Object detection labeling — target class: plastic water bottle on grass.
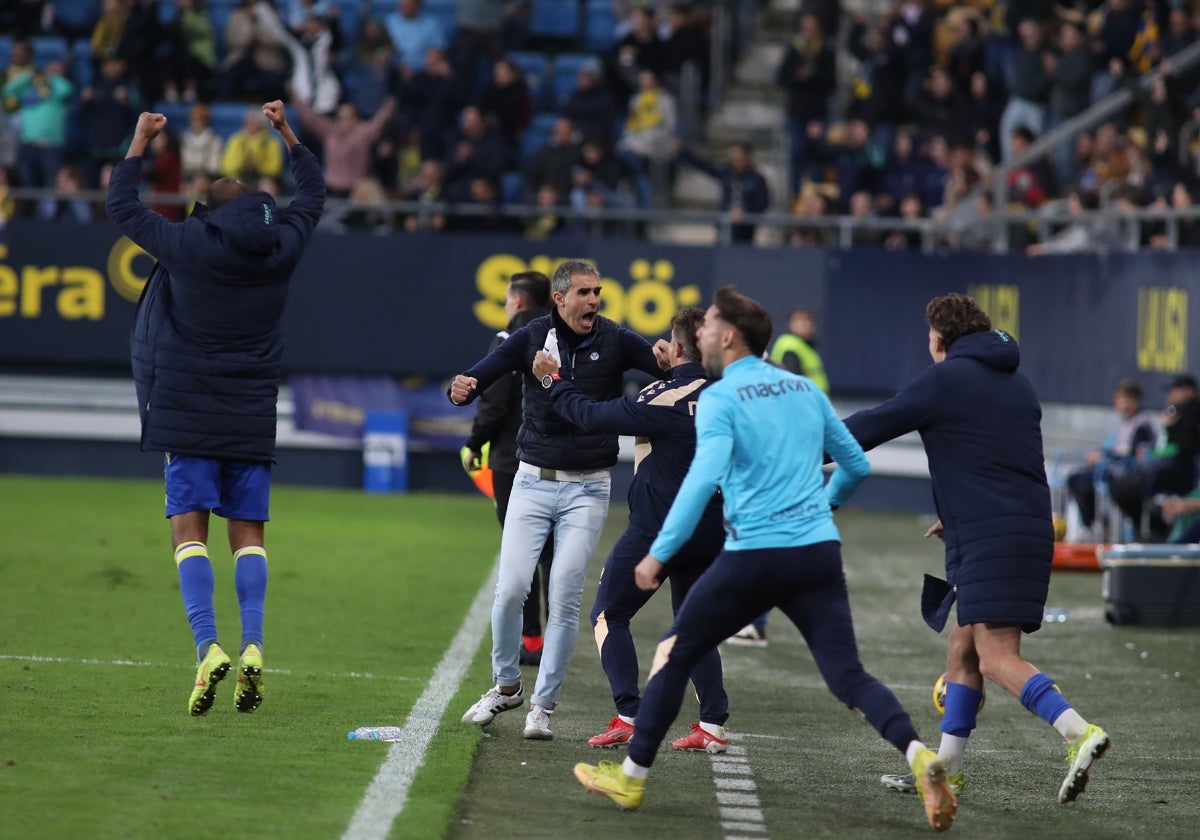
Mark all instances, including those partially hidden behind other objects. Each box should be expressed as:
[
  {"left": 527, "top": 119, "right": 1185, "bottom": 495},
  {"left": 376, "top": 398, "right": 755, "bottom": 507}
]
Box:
[{"left": 348, "top": 726, "right": 404, "bottom": 741}]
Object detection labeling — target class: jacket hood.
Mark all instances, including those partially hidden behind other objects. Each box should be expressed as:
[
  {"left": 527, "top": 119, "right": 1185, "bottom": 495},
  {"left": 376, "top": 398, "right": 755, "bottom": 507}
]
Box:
[
  {"left": 205, "top": 192, "right": 281, "bottom": 256},
  {"left": 946, "top": 329, "right": 1020, "bottom": 373}
]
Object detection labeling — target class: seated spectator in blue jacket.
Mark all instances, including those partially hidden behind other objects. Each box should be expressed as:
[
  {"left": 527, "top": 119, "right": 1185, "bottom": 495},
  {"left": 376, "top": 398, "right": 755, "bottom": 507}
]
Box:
[
  {"left": 37, "top": 165, "right": 93, "bottom": 223},
  {"left": 404, "top": 47, "right": 464, "bottom": 159},
  {"left": 442, "top": 105, "right": 510, "bottom": 202},
  {"left": 339, "top": 18, "right": 404, "bottom": 120},
  {"left": 676, "top": 141, "right": 770, "bottom": 243},
  {"left": 525, "top": 117, "right": 582, "bottom": 200},
  {"left": 1066, "top": 378, "right": 1155, "bottom": 538}
]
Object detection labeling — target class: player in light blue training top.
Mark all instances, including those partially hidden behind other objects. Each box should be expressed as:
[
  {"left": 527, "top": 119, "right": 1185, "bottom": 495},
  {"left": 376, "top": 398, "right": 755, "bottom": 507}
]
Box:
[{"left": 573, "top": 286, "right": 958, "bottom": 833}]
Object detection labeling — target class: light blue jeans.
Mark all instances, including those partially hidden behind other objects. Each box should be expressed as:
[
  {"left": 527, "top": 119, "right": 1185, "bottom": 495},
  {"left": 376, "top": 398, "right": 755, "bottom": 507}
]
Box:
[{"left": 493, "top": 468, "right": 611, "bottom": 710}]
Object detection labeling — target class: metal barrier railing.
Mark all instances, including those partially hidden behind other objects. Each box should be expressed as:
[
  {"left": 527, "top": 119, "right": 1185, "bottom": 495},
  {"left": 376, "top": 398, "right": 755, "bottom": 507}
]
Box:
[{"left": 14, "top": 185, "right": 1200, "bottom": 251}]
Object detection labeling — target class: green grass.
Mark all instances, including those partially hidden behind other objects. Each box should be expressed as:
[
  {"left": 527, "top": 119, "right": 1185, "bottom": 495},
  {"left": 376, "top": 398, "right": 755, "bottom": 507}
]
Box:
[{"left": 2, "top": 474, "right": 1199, "bottom": 840}]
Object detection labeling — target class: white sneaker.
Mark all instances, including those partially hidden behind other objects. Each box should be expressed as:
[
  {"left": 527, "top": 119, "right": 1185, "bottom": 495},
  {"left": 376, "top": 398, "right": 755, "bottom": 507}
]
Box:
[
  {"left": 460, "top": 684, "right": 524, "bottom": 725},
  {"left": 726, "top": 624, "right": 768, "bottom": 647},
  {"left": 523, "top": 704, "right": 554, "bottom": 740}
]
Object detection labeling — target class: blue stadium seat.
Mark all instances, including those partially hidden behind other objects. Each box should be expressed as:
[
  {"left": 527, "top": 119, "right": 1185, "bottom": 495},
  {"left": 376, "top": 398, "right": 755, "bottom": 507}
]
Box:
[
  {"left": 507, "top": 51, "right": 550, "bottom": 111},
  {"left": 424, "top": 0, "right": 457, "bottom": 40},
  {"left": 71, "top": 40, "right": 93, "bottom": 88},
  {"left": 51, "top": 0, "right": 96, "bottom": 31},
  {"left": 158, "top": 0, "right": 179, "bottom": 26},
  {"left": 520, "top": 112, "right": 559, "bottom": 165},
  {"left": 208, "top": 0, "right": 240, "bottom": 59},
  {"left": 550, "top": 52, "right": 591, "bottom": 108},
  {"left": 500, "top": 171, "right": 524, "bottom": 204},
  {"left": 0, "top": 36, "right": 14, "bottom": 71},
  {"left": 30, "top": 36, "right": 70, "bottom": 69},
  {"left": 153, "top": 101, "right": 193, "bottom": 131},
  {"left": 209, "top": 102, "right": 254, "bottom": 139},
  {"left": 583, "top": 0, "right": 617, "bottom": 52},
  {"left": 529, "top": 0, "right": 580, "bottom": 42}
]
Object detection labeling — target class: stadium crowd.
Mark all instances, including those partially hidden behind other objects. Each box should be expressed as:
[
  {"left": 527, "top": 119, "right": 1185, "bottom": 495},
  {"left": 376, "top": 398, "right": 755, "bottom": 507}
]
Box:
[{"left": 2, "top": 0, "right": 1200, "bottom": 249}]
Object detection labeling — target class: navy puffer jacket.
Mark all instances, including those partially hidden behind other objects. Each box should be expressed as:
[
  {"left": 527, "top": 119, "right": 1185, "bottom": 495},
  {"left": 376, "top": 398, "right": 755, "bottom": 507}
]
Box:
[
  {"left": 107, "top": 144, "right": 326, "bottom": 463},
  {"left": 843, "top": 330, "right": 1053, "bottom": 633}
]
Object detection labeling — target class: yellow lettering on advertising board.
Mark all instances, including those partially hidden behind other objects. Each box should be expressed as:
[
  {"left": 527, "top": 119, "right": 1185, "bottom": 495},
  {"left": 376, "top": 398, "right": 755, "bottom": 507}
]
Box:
[
  {"left": 967, "top": 283, "right": 1019, "bottom": 340},
  {"left": 473, "top": 254, "right": 701, "bottom": 337},
  {"left": 0, "top": 235, "right": 152, "bottom": 321},
  {"left": 1137, "top": 287, "right": 1188, "bottom": 373}
]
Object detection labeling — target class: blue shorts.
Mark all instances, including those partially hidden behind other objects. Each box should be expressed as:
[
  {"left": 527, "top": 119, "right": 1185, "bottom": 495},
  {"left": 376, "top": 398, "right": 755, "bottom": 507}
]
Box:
[{"left": 164, "top": 453, "right": 271, "bottom": 521}]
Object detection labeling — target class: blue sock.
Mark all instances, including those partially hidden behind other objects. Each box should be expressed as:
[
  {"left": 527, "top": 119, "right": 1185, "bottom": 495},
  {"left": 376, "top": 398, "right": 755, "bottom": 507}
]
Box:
[
  {"left": 1018, "top": 673, "right": 1071, "bottom": 726},
  {"left": 940, "top": 683, "right": 985, "bottom": 737},
  {"left": 176, "top": 542, "right": 217, "bottom": 660},
  {"left": 234, "top": 547, "right": 268, "bottom": 653}
]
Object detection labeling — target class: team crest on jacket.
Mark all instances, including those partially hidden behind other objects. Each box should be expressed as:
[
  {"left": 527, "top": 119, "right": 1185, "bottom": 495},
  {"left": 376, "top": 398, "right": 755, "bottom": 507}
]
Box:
[
  {"left": 589, "top": 351, "right": 599, "bottom": 360},
  {"left": 262, "top": 203, "right": 273, "bottom": 225}
]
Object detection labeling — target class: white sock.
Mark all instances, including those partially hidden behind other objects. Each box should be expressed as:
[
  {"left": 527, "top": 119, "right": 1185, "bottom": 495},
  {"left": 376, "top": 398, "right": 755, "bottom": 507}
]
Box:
[
  {"left": 937, "top": 734, "right": 969, "bottom": 774},
  {"left": 618, "top": 714, "right": 635, "bottom": 725},
  {"left": 1052, "top": 709, "right": 1088, "bottom": 741},
  {"left": 905, "top": 740, "right": 928, "bottom": 765},
  {"left": 699, "top": 721, "right": 725, "bottom": 738},
  {"left": 622, "top": 757, "right": 650, "bottom": 779}
]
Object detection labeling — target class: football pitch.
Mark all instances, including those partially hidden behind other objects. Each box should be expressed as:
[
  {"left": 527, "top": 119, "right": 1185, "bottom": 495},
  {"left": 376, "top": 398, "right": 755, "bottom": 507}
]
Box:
[{"left": 1, "top": 474, "right": 1197, "bottom": 840}]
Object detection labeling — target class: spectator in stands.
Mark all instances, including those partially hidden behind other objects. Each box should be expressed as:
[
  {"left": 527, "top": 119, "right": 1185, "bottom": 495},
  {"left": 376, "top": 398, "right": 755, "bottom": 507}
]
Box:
[
  {"left": 1110, "top": 373, "right": 1200, "bottom": 541},
  {"left": 606, "top": 6, "right": 668, "bottom": 108},
  {"left": 812, "top": 119, "right": 884, "bottom": 213},
  {"left": 569, "top": 138, "right": 626, "bottom": 207},
  {"left": 1078, "top": 121, "right": 1129, "bottom": 193},
  {"left": 945, "top": 13, "right": 986, "bottom": 95},
  {"left": 999, "top": 19, "right": 1052, "bottom": 161},
  {"left": 675, "top": 141, "right": 769, "bottom": 244},
  {"left": 847, "top": 14, "right": 909, "bottom": 143},
  {"left": 965, "top": 71, "right": 1002, "bottom": 162},
  {"left": 442, "top": 104, "right": 509, "bottom": 202},
  {"left": 1141, "top": 62, "right": 1190, "bottom": 177},
  {"left": 447, "top": 175, "right": 521, "bottom": 233},
  {"left": 147, "top": 128, "right": 184, "bottom": 220},
  {"left": 525, "top": 183, "right": 565, "bottom": 239},
  {"left": 181, "top": 103, "right": 224, "bottom": 178},
  {"left": 220, "top": 106, "right": 283, "bottom": 181},
  {"left": 457, "top": 0, "right": 506, "bottom": 95},
  {"left": 561, "top": 59, "right": 618, "bottom": 144},
  {"left": 776, "top": 12, "right": 836, "bottom": 197},
  {"left": 36, "top": 164, "right": 92, "bottom": 223},
  {"left": 400, "top": 158, "right": 445, "bottom": 232},
  {"left": 659, "top": 2, "right": 709, "bottom": 95},
  {"left": 339, "top": 18, "right": 403, "bottom": 121},
  {"left": 79, "top": 57, "right": 139, "bottom": 176},
  {"left": 888, "top": 0, "right": 934, "bottom": 105},
  {"left": 912, "top": 66, "right": 969, "bottom": 145},
  {"left": 787, "top": 186, "right": 832, "bottom": 247},
  {"left": 280, "top": 0, "right": 336, "bottom": 36},
  {"left": 526, "top": 116, "right": 582, "bottom": 200},
  {"left": 1148, "top": 181, "right": 1200, "bottom": 249},
  {"left": 615, "top": 70, "right": 677, "bottom": 209},
  {"left": 1092, "top": 0, "right": 1142, "bottom": 100},
  {"left": 90, "top": 0, "right": 132, "bottom": 64},
  {"left": 1005, "top": 126, "right": 1052, "bottom": 208},
  {"left": 296, "top": 97, "right": 397, "bottom": 198},
  {"left": 1047, "top": 20, "right": 1093, "bottom": 185},
  {"left": 219, "top": 0, "right": 291, "bottom": 103},
  {"left": 880, "top": 129, "right": 922, "bottom": 208},
  {"left": 337, "top": 176, "right": 394, "bottom": 235},
  {"left": 1066, "top": 378, "right": 1155, "bottom": 540},
  {"left": 385, "top": 0, "right": 447, "bottom": 78},
  {"left": 1, "top": 1, "right": 52, "bottom": 39},
  {"left": 883, "top": 192, "right": 925, "bottom": 250},
  {"left": 3, "top": 59, "right": 73, "bottom": 193},
  {"left": 479, "top": 56, "right": 532, "bottom": 152},
  {"left": 406, "top": 47, "right": 465, "bottom": 159},
  {"left": 164, "top": 0, "right": 217, "bottom": 105},
  {"left": 271, "top": 9, "right": 342, "bottom": 117},
  {"left": 1026, "top": 188, "right": 1127, "bottom": 254}
]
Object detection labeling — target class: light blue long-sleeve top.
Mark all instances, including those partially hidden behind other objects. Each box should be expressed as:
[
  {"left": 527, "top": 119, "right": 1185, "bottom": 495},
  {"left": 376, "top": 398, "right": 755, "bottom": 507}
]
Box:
[{"left": 650, "top": 355, "right": 870, "bottom": 561}]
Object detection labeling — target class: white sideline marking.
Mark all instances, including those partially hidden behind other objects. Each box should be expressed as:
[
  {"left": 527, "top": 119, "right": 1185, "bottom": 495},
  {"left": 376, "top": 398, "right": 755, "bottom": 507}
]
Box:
[
  {"left": 341, "top": 560, "right": 497, "bottom": 840},
  {"left": 712, "top": 737, "right": 768, "bottom": 839},
  {"left": 0, "top": 654, "right": 421, "bottom": 682}
]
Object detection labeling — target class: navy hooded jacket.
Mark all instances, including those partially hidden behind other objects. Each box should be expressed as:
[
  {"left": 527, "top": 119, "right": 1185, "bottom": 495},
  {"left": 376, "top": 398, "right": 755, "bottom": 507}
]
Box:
[
  {"left": 842, "top": 330, "right": 1054, "bottom": 633},
  {"left": 546, "top": 361, "right": 724, "bottom": 557},
  {"left": 106, "top": 144, "right": 326, "bottom": 463}
]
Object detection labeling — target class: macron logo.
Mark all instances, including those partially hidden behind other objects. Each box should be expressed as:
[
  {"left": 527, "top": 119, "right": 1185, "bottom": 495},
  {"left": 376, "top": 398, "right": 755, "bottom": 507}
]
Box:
[{"left": 262, "top": 203, "right": 273, "bottom": 225}]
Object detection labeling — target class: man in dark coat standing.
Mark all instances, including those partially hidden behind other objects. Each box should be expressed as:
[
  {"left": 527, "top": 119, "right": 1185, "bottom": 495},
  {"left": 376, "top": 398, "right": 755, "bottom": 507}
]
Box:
[
  {"left": 105, "top": 102, "right": 325, "bottom": 717},
  {"left": 839, "top": 293, "right": 1111, "bottom": 805}
]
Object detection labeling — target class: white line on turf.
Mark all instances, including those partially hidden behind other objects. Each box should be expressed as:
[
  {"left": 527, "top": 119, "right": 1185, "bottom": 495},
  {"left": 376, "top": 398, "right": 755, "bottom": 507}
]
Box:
[
  {"left": 341, "top": 558, "right": 497, "bottom": 840},
  {"left": 713, "top": 739, "right": 768, "bottom": 839},
  {"left": 0, "top": 654, "right": 422, "bottom": 682}
]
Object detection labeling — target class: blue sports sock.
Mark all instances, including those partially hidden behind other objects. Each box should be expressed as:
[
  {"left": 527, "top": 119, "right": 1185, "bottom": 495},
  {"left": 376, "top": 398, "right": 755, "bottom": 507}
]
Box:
[
  {"left": 176, "top": 542, "right": 217, "bottom": 660},
  {"left": 234, "top": 547, "right": 268, "bottom": 653},
  {"left": 940, "top": 683, "right": 985, "bottom": 737},
  {"left": 1018, "top": 673, "right": 1071, "bottom": 726}
]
